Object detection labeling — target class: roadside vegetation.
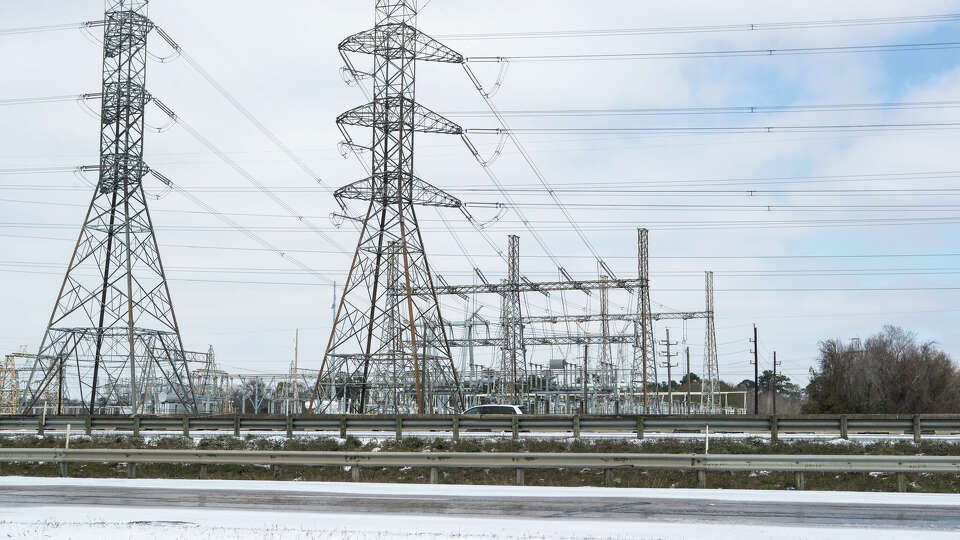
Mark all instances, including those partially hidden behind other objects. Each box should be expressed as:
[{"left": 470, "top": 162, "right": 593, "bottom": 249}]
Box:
[{"left": 2, "top": 433, "right": 958, "bottom": 492}]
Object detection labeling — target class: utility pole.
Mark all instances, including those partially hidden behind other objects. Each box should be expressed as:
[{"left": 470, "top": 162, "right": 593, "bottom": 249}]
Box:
[
  {"left": 685, "top": 346, "right": 691, "bottom": 415},
  {"left": 582, "top": 344, "right": 589, "bottom": 414},
  {"left": 750, "top": 324, "right": 759, "bottom": 415},
  {"left": 771, "top": 350, "right": 781, "bottom": 416},
  {"left": 658, "top": 329, "right": 679, "bottom": 414},
  {"left": 292, "top": 329, "right": 300, "bottom": 414}
]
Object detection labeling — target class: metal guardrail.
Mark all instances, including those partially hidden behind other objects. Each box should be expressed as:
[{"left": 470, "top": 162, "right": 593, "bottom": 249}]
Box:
[
  {"left": 1, "top": 413, "right": 957, "bottom": 441},
  {"left": 1, "top": 448, "right": 957, "bottom": 490}
]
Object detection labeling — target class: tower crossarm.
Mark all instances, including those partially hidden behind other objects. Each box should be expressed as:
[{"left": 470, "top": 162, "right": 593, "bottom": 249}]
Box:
[
  {"left": 335, "top": 174, "right": 462, "bottom": 208},
  {"left": 519, "top": 311, "right": 710, "bottom": 324},
  {"left": 407, "top": 277, "right": 643, "bottom": 296},
  {"left": 447, "top": 334, "right": 637, "bottom": 348},
  {"left": 339, "top": 23, "right": 463, "bottom": 63},
  {"left": 338, "top": 98, "right": 462, "bottom": 135}
]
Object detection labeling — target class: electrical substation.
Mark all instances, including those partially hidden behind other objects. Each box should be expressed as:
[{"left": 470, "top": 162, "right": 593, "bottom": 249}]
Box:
[{"left": 5, "top": 0, "right": 741, "bottom": 418}]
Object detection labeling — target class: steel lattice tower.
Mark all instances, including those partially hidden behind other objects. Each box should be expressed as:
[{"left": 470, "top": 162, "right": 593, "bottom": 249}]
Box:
[
  {"left": 701, "top": 271, "right": 720, "bottom": 412},
  {"left": 632, "top": 228, "right": 658, "bottom": 411},
  {"left": 21, "top": 0, "right": 196, "bottom": 414},
  {"left": 310, "top": 0, "right": 465, "bottom": 414},
  {"left": 499, "top": 235, "right": 525, "bottom": 405}
]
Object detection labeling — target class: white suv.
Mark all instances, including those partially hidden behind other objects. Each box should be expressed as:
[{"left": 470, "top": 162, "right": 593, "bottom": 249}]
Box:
[{"left": 463, "top": 404, "right": 523, "bottom": 415}]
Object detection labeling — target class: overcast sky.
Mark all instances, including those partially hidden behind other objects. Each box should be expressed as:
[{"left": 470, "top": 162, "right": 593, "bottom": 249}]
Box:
[{"left": 2, "top": 0, "right": 959, "bottom": 386}]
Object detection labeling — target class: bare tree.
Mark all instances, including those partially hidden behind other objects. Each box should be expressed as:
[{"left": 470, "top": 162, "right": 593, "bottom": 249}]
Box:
[{"left": 804, "top": 326, "right": 960, "bottom": 414}]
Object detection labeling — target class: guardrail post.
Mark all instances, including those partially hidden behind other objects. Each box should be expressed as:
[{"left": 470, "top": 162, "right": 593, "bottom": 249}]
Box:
[
  {"left": 840, "top": 415, "right": 848, "bottom": 440},
  {"left": 697, "top": 470, "right": 707, "bottom": 489},
  {"left": 395, "top": 415, "right": 403, "bottom": 441},
  {"left": 516, "top": 468, "right": 524, "bottom": 486},
  {"left": 352, "top": 466, "right": 361, "bottom": 482},
  {"left": 452, "top": 415, "right": 460, "bottom": 442},
  {"left": 913, "top": 415, "right": 921, "bottom": 443},
  {"left": 199, "top": 464, "right": 207, "bottom": 479},
  {"left": 604, "top": 468, "right": 614, "bottom": 487},
  {"left": 58, "top": 461, "right": 68, "bottom": 478},
  {"left": 573, "top": 415, "right": 581, "bottom": 439},
  {"left": 84, "top": 415, "right": 92, "bottom": 436},
  {"left": 286, "top": 415, "right": 293, "bottom": 439},
  {"left": 897, "top": 472, "right": 906, "bottom": 492},
  {"left": 233, "top": 413, "right": 240, "bottom": 438},
  {"left": 127, "top": 462, "right": 137, "bottom": 479},
  {"left": 132, "top": 416, "right": 141, "bottom": 437},
  {"left": 339, "top": 416, "right": 348, "bottom": 439},
  {"left": 182, "top": 416, "right": 190, "bottom": 438},
  {"left": 635, "top": 416, "right": 644, "bottom": 440},
  {"left": 511, "top": 415, "right": 519, "bottom": 442},
  {"left": 794, "top": 471, "right": 805, "bottom": 490},
  {"left": 430, "top": 467, "right": 439, "bottom": 484},
  {"left": 37, "top": 415, "right": 45, "bottom": 436},
  {"left": 770, "top": 416, "right": 779, "bottom": 443}
]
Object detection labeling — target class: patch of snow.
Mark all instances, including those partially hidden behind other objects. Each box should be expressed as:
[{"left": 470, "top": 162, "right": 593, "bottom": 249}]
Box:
[
  {"left": 0, "top": 504, "right": 956, "bottom": 540},
  {"left": 5, "top": 476, "right": 960, "bottom": 507}
]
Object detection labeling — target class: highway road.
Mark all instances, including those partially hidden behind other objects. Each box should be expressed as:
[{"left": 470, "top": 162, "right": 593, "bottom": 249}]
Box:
[{"left": 2, "top": 480, "right": 960, "bottom": 532}]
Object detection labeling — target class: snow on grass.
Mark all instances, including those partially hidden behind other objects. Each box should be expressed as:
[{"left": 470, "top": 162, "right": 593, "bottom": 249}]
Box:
[
  {"left": 7, "top": 476, "right": 960, "bottom": 506},
  {"left": 1, "top": 505, "right": 957, "bottom": 540},
  {"left": 4, "top": 478, "right": 960, "bottom": 539}
]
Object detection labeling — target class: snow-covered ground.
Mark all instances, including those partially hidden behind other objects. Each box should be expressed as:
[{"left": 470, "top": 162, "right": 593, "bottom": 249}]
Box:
[
  {"left": 2, "top": 477, "right": 959, "bottom": 539},
  {"left": 4, "top": 507, "right": 956, "bottom": 540}
]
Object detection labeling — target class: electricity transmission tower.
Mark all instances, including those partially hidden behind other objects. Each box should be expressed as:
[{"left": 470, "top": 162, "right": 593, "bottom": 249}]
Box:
[
  {"left": 499, "top": 235, "right": 525, "bottom": 405},
  {"left": 21, "top": 0, "right": 196, "bottom": 414},
  {"left": 701, "top": 271, "right": 720, "bottom": 412},
  {"left": 633, "top": 228, "right": 657, "bottom": 411},
  {"left": 310, "top": 0, "right": 464, "bottom": 414},
  {"left": 0, "top": 354, "right": 20, "bottom": 415}
]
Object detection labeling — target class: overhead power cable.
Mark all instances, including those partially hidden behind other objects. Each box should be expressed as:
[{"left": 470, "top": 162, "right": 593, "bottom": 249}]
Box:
[
  {"left": 3, "top": 233, "right": 957, "bottom": 261},
  {"left": 0, "top": 20, "right": 102, "bottom": 37},
  {"left": 151, "top": 98, "right": 349, "bottom": 254},
  {"left": 0, "top": 93, "right": 100, "bottom": 107},
  {"left": 4, "top": 267, "right": 954, "bottom": 292},
  {"left": 10, "top": 166, "right": 960, "bottom": 190},
  {"left": 437, "top": 12, "right": 960, "bottom": 40},
  {"left": 462, "top": 63, "right": 617, "bottom": 278},
  {"left": 151, "top": 26, "right": 335, "bottom": 193},
  {"left": 465, "top": 41, "right": 960, "bottom": 63},
  {"left": 466, "top": 122, "right": 960, "bottom": 136},
  {"left": 444, "top": 100, "right": 960, "bottom": 118},
  {"left": 147, "top": 169, "right": 336, "bottom": 285}
]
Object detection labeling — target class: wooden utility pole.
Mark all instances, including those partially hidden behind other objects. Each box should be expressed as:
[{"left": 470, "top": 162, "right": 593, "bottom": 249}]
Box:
[
  {"left": 750, "top": 324, "right": 759, "bottom": 415},
  {"left": 582, "top": 345, "right": 589, "bottom": 414},
  {"left": 771, "top": 350, "right": 781, "bottom": 416},
  {"left": 685, "top": 346, "right": 691, "bottom": 415},
  {"left": 658, "top": 329, "right": 679, "bottom": 414}
]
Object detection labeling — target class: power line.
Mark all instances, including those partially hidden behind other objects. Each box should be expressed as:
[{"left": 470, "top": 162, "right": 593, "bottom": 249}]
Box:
[
  {"left": 152, "top": 26, "right": 336, "bottom": 193},
  {"left": 0, "top": 20, "right": 101, "bottom": 37},
  {"left": 437, "top": 12, "right": 960, "bottom": 40},
  {"left": 466, "top": 122, "right": 960, "bottom": 135},
  {"left": 150, "top": 98, "right": 349, "bottom": 254},
  {"left": 3, "top": 233, "right": 957, "bottom": 261},
  {"left": 462, "top": 64, "right": 618, "bottom": 278},
  {"left": 4, "top": 267, "right": 956, "bottom": 292},
  {"left": 466, "top": 41, "right": 960, "bottom": 63},
  {"left": 445, "top": 100, "right": 960, "bottom": 118}
]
